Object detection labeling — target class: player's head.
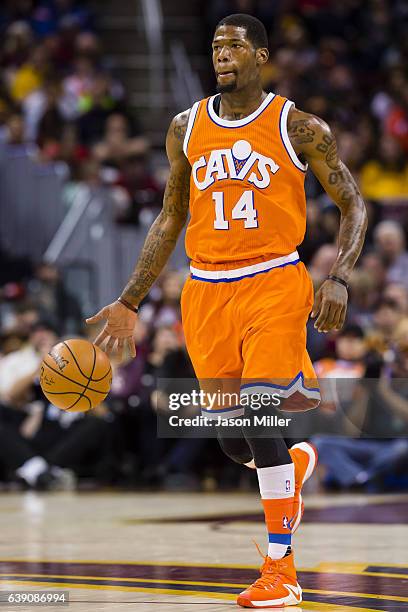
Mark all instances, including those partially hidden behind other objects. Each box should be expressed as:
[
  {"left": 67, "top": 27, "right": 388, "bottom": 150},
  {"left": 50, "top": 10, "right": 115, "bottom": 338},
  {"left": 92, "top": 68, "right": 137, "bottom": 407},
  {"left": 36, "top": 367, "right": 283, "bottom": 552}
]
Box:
[{"left": 213, "top": 14, "right": 269, "bottom": 94}]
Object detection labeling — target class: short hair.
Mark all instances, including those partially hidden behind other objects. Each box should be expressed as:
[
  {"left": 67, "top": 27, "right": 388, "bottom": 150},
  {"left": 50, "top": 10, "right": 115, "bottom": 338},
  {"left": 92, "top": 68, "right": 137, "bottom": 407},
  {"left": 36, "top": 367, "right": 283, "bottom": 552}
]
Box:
[
  {"left": 215, "top": 13, "right": 268, "bottom": 50},
  {"left": 374, "top": 220, "right": 404, "bottom": 240}
]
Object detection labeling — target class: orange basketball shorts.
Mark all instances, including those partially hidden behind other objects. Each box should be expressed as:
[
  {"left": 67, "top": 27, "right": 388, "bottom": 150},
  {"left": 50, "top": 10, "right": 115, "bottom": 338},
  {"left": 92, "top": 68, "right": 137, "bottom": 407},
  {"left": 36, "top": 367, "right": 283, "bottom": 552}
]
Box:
[{"left": 181, "top": 252, "right": 320, "bottom": 411}]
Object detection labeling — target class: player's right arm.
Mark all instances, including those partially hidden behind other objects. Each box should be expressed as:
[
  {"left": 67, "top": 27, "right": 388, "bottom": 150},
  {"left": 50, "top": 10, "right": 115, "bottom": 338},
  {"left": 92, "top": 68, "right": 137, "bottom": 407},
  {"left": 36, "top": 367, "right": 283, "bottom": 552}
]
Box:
[{"left": 86, "top": 109, "right": 191, "bottom": 361}]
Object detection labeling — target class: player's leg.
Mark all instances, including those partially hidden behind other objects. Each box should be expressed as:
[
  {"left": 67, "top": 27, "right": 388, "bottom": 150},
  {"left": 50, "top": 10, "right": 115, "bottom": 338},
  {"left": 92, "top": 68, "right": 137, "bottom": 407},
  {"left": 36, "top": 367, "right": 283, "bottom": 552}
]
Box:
[
  {"left": 242, "top": 425, "right": 296, "bottom": 554},
  {"left": 216, "top": 422, "right": 253, "bottom": 465},
  {"left": 243, "top": 436, "right": 318, "bottom": 535},
  {"left": 180, "top": 275, "right": 253, "bottom": 464},
  {"left": 237, "top": 413, "right": 301, "bottom": 608},
  {"left": 237, "top": 262, "right": 319, "bottom": 608}
]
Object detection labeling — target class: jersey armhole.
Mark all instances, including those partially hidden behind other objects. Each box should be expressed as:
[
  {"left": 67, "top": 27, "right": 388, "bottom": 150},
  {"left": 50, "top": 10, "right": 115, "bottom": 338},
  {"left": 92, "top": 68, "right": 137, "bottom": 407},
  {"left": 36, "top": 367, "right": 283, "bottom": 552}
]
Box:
[
  {"left": 279, "top": 100, "right": 308, "bottom": 172},
  {"left": 183, "top": 101, "right": 200, "bottom": 157}
]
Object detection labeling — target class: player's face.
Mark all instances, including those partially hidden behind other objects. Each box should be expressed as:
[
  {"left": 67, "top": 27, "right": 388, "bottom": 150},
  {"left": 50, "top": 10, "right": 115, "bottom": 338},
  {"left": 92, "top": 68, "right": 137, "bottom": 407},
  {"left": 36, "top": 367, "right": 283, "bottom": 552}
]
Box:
[{"left": 212, "top": 25, "right": 260, "bottom": 93}]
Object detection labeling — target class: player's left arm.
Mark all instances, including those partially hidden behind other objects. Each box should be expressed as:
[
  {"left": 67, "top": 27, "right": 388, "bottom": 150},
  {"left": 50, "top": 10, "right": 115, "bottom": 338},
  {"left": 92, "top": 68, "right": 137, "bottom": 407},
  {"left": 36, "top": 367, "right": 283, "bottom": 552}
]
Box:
[{"left": 288, "top": 107, "right": 368, "bottom": 332}]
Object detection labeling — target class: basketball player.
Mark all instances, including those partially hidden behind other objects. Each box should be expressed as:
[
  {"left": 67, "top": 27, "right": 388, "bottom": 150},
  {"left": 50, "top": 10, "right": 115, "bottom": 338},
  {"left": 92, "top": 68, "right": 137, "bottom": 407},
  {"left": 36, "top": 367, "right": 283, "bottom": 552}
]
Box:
[{"left": 87, "top": 14, "right": 367, "bottom": 608}]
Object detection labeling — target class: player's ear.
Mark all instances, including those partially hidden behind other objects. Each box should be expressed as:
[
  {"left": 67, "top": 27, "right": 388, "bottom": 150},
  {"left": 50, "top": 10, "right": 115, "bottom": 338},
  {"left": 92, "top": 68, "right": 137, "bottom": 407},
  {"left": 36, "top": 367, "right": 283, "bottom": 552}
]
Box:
[{"left": 256, "top": 47, "right": 269, "bottom": 66}]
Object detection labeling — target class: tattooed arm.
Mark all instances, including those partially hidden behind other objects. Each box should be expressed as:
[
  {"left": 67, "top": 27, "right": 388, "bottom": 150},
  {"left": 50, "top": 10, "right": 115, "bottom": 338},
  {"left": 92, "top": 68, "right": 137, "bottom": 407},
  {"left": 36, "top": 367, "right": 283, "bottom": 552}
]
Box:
[
  {"left": 120, "top": 109, "right": 191, "bottom": 303},
  {"left": 288, "top": 107, "right": 368, "bottom": 332},
  {"left": 85, "top": 109, "right": 192, "bottom": 360}
]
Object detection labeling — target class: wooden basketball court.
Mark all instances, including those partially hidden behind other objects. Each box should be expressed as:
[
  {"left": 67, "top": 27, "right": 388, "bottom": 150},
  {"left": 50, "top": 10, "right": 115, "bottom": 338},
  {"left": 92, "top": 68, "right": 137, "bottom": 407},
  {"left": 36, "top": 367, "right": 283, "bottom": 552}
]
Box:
[{"left": 0, "top": 490, "right": 407, "bottom": 611}]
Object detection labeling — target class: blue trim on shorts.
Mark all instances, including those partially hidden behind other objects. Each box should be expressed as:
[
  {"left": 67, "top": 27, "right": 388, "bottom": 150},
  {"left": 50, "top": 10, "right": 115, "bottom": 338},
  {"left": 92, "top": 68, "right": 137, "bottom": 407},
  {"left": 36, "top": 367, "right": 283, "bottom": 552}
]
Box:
[{"left": 241, "top": 371, "right": 320, "bottom": 394}]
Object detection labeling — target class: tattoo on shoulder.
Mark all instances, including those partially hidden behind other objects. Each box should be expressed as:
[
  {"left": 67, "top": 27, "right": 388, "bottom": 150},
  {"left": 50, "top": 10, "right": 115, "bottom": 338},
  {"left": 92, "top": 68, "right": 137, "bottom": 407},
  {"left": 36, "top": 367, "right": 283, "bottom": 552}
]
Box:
[
  {"left": 289, "top": 111, "right": 341, "bottom": 168},
  {"left": 288, "top": 119, "right": 316, "bottom": 145},
  {"left": 173, "top": 110, "right": 190, "bottom": 143}
]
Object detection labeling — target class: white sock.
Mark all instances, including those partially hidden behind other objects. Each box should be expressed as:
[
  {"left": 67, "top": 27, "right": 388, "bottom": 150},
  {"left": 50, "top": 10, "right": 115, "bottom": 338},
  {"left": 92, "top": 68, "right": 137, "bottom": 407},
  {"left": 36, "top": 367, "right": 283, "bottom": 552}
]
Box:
[
  {"left": 16, "top": 457, "right": 48, "bottom": 486},
  {"left": 257, "top": 463, "right": 295, "bottom": 560}
]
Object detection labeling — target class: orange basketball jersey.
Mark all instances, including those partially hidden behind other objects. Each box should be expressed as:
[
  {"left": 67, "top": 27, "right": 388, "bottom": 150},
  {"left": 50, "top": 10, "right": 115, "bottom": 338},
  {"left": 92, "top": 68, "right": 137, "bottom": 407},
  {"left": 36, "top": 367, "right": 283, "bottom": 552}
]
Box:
[{"left": 183, "top": 93, "right": 308, "bottom": 268}]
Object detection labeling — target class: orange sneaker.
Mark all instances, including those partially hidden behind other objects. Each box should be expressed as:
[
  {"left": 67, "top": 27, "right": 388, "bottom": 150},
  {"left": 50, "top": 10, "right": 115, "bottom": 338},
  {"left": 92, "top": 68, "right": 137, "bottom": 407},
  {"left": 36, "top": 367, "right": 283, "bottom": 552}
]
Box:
[
  {"left": 289, "top": 442, "right": 318, "bottom": 534},
  {"left": 237, "top": 550, "right": 302, "bottom": 608}
]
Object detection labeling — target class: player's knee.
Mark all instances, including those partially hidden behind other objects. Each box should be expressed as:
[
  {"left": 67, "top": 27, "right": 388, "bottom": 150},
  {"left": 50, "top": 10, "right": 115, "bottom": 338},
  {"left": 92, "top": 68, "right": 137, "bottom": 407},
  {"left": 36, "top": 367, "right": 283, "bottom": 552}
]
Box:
[{"left": 217, "top": 434, "right": 253, "bottom": 465}]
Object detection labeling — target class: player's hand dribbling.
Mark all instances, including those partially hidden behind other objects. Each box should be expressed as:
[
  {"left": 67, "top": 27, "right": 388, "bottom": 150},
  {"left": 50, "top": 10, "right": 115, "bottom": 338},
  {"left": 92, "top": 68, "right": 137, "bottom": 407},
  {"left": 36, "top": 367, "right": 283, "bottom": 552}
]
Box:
[
  {"left": 311, "top": 279, "right": 348, "bottom": 333},
  {"left": 86, "top": 301, "right": 137, "bottom": 361}
]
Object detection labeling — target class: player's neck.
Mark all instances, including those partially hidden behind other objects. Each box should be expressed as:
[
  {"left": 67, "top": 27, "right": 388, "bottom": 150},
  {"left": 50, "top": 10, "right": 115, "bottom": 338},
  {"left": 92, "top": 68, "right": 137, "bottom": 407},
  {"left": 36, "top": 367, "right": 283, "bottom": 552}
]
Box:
[{"left": 219, "top": 84, "right": 267, "bottom": 121}]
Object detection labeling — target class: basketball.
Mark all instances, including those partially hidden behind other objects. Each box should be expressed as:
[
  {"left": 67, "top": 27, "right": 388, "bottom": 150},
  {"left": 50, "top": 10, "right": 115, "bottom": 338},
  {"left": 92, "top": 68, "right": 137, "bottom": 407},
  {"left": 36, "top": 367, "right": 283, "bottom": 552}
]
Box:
[{"left": 40, "top": 338, "right": 112, "bottom": 413}]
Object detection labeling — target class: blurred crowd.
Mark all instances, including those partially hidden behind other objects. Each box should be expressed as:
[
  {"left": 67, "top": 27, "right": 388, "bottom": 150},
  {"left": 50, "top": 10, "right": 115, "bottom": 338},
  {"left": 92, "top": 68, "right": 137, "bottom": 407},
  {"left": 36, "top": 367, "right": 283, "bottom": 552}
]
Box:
[
  {"left": 206, "top": 0, "right": 408, "bottom": 202},
  {"left": 0, "top": 0, "right": 162, "bottom": 225},
  {"left": 0, "top": 0, "right": 408, "bottom": 493}
]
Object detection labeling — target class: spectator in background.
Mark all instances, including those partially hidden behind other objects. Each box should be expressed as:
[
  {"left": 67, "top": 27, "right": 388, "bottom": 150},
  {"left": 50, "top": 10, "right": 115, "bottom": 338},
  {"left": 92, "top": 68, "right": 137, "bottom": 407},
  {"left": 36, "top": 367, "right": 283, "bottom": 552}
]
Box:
[
  {"left": 149, "top": 325, "right": 204, "bottom": 490},
  {"left": 57, "top": 30, "right": 100, "bottom": 80},
  {"left": 115, "top": 153, "right": 162, "bottom": 225},
  {"left": 312, "top": 319, "right": 408, "bottom": 492},
  {"left": 373, "top": 220, "right": 408, "bottom": 288},
  {"left": 383, "top": 283, "right": 408, "bottom": 316},
  {"left": 0, "top": 302, "right": 41, "bottom": 343},
  {"left": 0, "top": 330, "right": 26, "bottom": 357},
  {"left": 314, "top": 324, "right": 366, "bottom": 381},
  {"left": 116, "top": 325, "right": 182, "bottom": 486},
  {"left": 0, "top": 320, "right": 57, "bottom": 406},
  {"left": 347, "top": 269, "right": 380, "bottom": 330},
  {"left": 384, "top": 73, "right": 408, "bottom": 155},
  {"left": 361, "top": 251, "right": 387, "bottom": 292},
  {"left": 92, "top": 112, "right": 148, "bottom": 167},
  {"left": 63, "top": 53, "right": 97, "bottom": 116},
  {"left": 23, "top": 74, "right": 76, "bottom": 142},
  {"left": 35, "top": 77, "right": 68, "bottom": 152},
  {"left": 0, "top": 92, "right": 14, "bottom": 141},
  {"left": 25, "top": 262, "right": 83, "bottom": 335},
  {"left": 314, "top": 325, "right": 368, "bottom": 420},
  {"left": 0, "top": 20, "right": 33, "bottom": 72},
  {"left": 306, "top": 239, "right": 338, "bottom": 359},
  {"left": 378, "top": 318, "right": 408, "bottom": 423},
  {"left": 5, "top": 110, "right": 25, "bottom": 144},
  {"left": 0, "top": 316, "right": 117, "bottom": 489},
  {"left": 359, "top": 135, "right": 408, "bottom": 200},
  {"left": 308, "top": 243, "right": 338, "bottom": 286},
  {"left": 371, "top": 297, "right": 405, "bottom": 346},
  {"left": 139, "top": 270, "right": 185, "bottom": 331},
  {"left": 297, "top": 199, "right": 331, "bottom": 264},
  {"left": 56, "top": 122, "right": 88, "bottom": 169},
  {"left": 77, "top": 72, "right": 126, "bottom": 146},
  {"left": 74, "top": 30, "right": 100, "bottom": 58},
  {"left": 0, "top": 382, "right": 116, "bottom": 490},
  {"left": 320, "top": 204, "right": 340, "bottom": 241},
  {"left": 0, "top": 425, "right": 72, "bottom": 490},
  {"left": 110, "top": 319, "right": 150, "bottom": 403},
  {"left": 10, "top": 43, "right": 49, "bottom": 102}
]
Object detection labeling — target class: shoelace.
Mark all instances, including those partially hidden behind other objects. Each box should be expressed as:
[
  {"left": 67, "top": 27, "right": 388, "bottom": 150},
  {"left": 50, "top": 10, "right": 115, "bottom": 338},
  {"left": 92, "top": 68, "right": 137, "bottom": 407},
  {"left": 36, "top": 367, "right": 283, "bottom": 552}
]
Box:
[{"left": 252, "top": 541, "right": 282, "bottom": 591}]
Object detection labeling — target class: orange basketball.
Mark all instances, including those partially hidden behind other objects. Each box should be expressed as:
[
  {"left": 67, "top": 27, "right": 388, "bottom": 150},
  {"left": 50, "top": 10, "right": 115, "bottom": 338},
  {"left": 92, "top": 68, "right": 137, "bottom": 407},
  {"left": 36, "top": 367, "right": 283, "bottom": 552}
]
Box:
[{"left": 40, "top": 338, "right": 112, "bottom": 412}]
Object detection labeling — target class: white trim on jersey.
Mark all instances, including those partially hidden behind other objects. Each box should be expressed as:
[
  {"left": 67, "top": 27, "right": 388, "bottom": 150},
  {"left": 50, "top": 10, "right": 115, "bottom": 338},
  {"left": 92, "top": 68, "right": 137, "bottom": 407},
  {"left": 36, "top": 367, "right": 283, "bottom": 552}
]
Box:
[
  {"left": 190, "top": 250, "right": 299, "bottom": 281},
  {"left": 183, "top": 101, "right": 200, "bottom": 157},
  {"left": 207, "top": 92, "right": 275, "bottom": 128},
  {"left": 279, "top": 100, "right": 308, "bottom": 172}
]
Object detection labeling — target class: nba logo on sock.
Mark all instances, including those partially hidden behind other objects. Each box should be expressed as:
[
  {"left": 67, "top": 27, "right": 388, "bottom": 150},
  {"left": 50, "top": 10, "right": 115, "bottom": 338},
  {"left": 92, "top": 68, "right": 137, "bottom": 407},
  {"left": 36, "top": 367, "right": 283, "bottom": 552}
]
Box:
[
  {"left": 286, "top": 479, "right": 291, "bottom": 492},
  {"left": 283, "top": 516, "right": 288, "bottom": 529}
]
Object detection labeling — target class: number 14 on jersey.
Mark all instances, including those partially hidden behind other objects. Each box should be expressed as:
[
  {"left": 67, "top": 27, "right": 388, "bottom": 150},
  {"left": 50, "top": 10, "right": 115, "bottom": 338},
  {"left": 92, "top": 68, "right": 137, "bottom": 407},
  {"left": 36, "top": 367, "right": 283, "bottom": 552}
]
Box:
[{"left": 213, "top": 191, "right": 258, "bottom": 230}]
